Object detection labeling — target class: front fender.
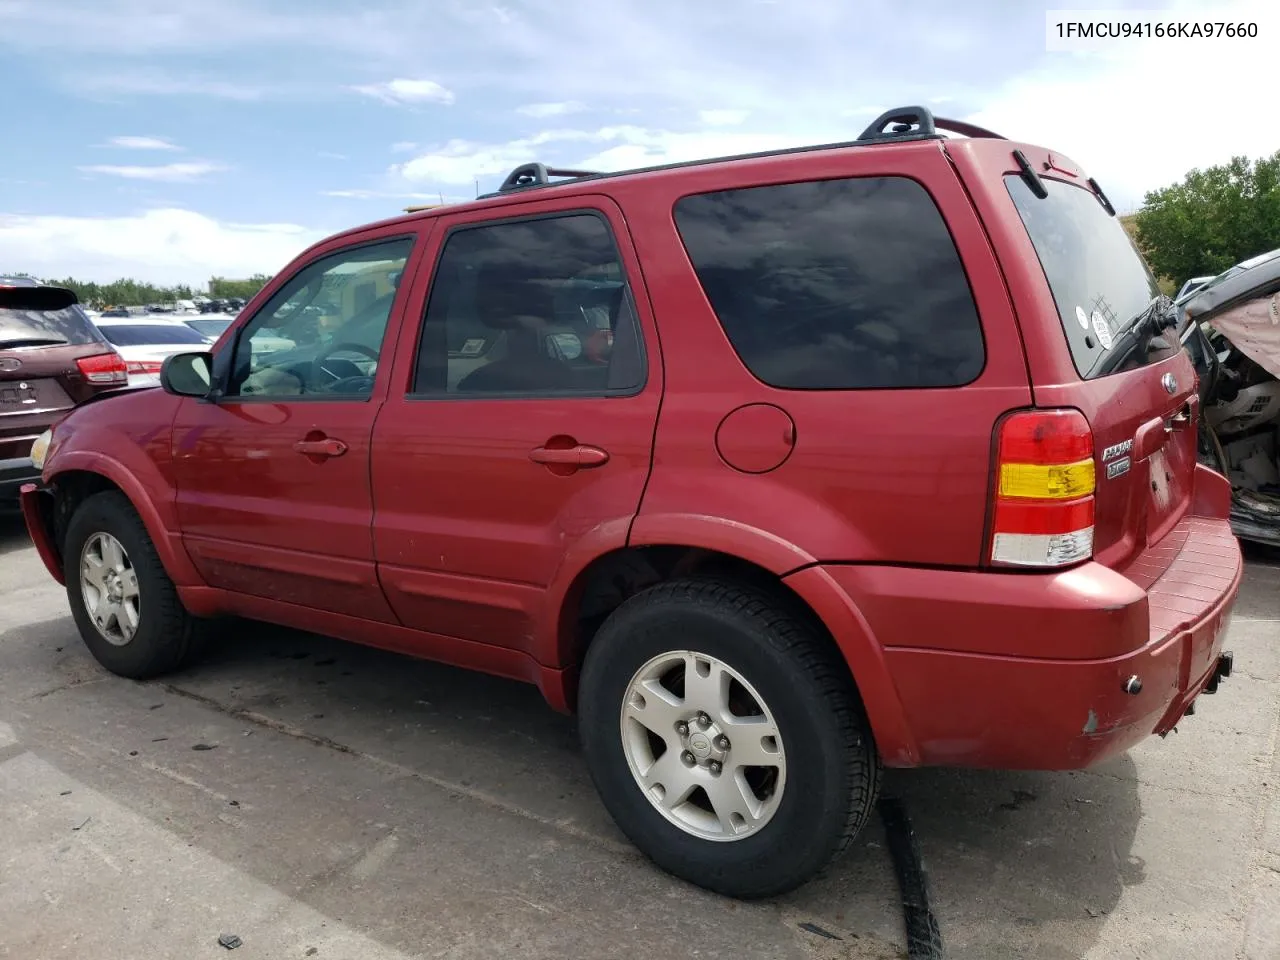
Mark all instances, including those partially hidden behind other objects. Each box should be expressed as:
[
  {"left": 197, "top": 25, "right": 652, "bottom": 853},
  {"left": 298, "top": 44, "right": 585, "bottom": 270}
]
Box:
[{"left": 47, "top": 449, "right": 204, "bottom": 588}]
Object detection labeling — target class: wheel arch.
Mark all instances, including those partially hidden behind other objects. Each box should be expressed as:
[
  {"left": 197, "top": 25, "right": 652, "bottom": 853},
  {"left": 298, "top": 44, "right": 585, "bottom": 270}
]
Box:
[
  {"left": 46, "top": 454, "right": 203, "bottom": 587},
  {"left": 543, "top": 530, "right": 920, "bottom": 766}
]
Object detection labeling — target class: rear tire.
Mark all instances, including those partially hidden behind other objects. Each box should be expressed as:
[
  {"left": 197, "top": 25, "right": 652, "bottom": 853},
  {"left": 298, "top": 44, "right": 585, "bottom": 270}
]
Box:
[
  {"left": 64, "top": 491, "right": 210, "bottom": 679},
  {"left": 578, "top": 578, "right": 881, "bottom": 898}
]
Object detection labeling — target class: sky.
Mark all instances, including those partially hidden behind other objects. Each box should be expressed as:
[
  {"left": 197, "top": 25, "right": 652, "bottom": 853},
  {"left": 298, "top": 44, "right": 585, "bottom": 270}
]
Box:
[{"left": 0, "top": 0, "right": 1275, "bottom": 287}]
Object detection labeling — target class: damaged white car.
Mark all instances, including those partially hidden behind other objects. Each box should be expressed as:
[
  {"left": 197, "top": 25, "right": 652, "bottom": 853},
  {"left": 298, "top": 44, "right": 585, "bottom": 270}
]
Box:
[{"left": 1183, "top": 248, "right": 1280, "bottom": 547}]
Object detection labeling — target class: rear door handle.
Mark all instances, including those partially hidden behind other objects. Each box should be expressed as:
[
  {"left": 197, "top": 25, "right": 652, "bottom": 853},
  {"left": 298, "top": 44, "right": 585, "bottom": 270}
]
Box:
[
  {"left": 293, "top": 437, "right": 348, "bottom": 458},
  {"left": 529, "top": 444, "right": 610, "bottom": 468}
]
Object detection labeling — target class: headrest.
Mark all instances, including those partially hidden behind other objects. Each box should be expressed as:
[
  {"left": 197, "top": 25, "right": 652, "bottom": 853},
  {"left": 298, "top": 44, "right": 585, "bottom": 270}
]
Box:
[{"left": 474, "top": 269, "right": 558, "bottom": 331}]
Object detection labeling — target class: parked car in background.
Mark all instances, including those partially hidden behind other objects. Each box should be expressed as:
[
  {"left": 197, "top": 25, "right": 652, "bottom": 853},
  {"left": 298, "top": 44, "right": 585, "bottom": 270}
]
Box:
[
  {"left": 180, "top": 316, "right": 295, "bottom": 356},
  {"left": 1182, "top": 247, "right": 1280, "bottom": 546},
  {"left": 1175, "top": 274, "right": 1216, "bottom": 303},
  {"left": 20, "top": 106, "right": 1242, "bottom": 899},
  {"left": 1, "top": 279, "right": 127, "bottom": 504},
  {"left": 98, "top": 306, "right": 130, "bottom": 318},
  {"left": 90, "top": 317, "right": 213, "bottom": 387}
]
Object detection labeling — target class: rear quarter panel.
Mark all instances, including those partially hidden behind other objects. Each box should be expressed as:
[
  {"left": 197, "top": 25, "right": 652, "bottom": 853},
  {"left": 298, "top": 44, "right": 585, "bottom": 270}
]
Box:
[{"left": 613, "top": 141, "right": 1032, "bottom": 569}]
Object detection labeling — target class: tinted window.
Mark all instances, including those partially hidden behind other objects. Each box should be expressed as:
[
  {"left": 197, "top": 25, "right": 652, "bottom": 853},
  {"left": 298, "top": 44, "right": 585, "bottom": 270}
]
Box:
[
  {"left": 412, "top": 213, "right": 645, "bottom": 396},
  {"left": 0, "top": 304, "right": 103, "bottom": 347},
  {"left": 226, "top": 237, "right": 413, "bottom": 399},
  {"left": 674, "top": 177, "right": 985, "bottom": 390},
  {"left": 97, "top": 324, "right": 211, "bottom": 346},
  {"left": 1006, "top": 175, "right": 1162, "bottom": 379}
]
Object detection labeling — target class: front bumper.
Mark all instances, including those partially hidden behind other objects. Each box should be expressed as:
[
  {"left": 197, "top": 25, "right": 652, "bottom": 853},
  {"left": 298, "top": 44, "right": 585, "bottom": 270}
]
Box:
[
  {"left": 0, "top": 456, "right": 41, "bottom": 502},
  {"left": 825, "top": 515, "right": 1243, "bottom": 771}
]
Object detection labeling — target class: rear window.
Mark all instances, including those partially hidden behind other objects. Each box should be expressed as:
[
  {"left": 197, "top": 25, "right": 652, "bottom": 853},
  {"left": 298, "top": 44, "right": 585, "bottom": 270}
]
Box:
[
  {"left": 0, "top": 287, "right": 103, "bottom": 347},
  {"left": 97, "top": 324, "right": 210, "bottom": 347},
  {"left": 674, "top": 176, "right": 986, "bottom": 390},
  {"left": 1005, "top": 175, "right": 1162, "bottom": 379}
]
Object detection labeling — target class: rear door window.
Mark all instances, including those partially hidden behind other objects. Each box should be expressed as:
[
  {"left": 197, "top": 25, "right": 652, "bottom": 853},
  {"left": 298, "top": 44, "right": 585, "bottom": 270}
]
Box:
[
  {"left": 673, "top": 176, "right": 985, "bottom": 390},
  {"left": 1005, "top": 175, "right": 1164, "bottom": 379}
]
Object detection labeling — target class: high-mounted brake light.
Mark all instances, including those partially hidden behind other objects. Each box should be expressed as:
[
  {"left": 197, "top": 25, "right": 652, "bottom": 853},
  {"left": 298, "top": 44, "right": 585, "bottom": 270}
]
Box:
[
  {"left": 76, "top": 351, "right": 129, "bottom": 385},
  {"left": 989, "top": 409, "right": 1095, "bottom": 568}
]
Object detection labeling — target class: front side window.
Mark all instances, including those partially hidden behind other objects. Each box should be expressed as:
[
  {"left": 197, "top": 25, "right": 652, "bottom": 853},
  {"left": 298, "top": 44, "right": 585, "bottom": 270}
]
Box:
[
  {"left": 411, "top": 213, "right": 645, "bottom": 397},
  {"left": 674, "top": 176, "right": 986, "bottom": 390},
  {"left": 225, "top": 237, "right": 414, "bottom": 399}
]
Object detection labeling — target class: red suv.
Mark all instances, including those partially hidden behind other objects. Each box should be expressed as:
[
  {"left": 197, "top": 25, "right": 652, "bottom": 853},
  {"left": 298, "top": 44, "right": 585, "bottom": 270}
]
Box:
[{"left": 21, "top": 107, "right": 1242, "bottom": 899}]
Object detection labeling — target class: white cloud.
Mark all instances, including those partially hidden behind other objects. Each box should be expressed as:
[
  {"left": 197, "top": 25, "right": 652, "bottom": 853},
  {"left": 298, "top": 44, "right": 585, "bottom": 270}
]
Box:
[
  {"left": 967, "top": 0, "right": 1276, "bottom": 212},
  {"left": 698, "top": 109, "right": 749, "bottom": 127},
  {"left": 106, "top": 136, "right": 181, "bottom": 150},
  {"left": 78, "top": 161, "right": 228, "bottom": 183},
  {"left": 517, "top": 101, "right": 587, "bottom": 118},
  {"left": 0, "top": 209, "right": 325, "bottom": 286},
  {"left": 352, "top": 78, "right": 454, "bottom": 106},
  {"left": 393, "top": 125, "right": 826, "bottom": 187}
]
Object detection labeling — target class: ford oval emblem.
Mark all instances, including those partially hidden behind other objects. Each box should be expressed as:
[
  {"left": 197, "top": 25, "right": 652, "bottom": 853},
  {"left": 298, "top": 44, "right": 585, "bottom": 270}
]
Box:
[
  {"left": 0, "top": 358, "right": 20, "bottom": 372},
  {"left": 1162, "top": 373, "right": 1178, "bottom": 395}
]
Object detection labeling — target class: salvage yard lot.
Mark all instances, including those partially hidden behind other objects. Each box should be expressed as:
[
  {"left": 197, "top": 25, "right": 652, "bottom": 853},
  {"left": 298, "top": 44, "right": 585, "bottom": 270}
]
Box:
[{"left": 1, "top": 515, "right": 1278, "bottom": 960}]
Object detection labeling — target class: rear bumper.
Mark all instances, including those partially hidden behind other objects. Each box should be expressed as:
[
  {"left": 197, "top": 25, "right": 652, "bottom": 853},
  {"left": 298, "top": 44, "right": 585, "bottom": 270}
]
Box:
[
  {"left": 825, "top": 511, "right": 1242, "bottom": 771},
  {"left": 0, "top": 456, "right": 41, "bottom": 502}
]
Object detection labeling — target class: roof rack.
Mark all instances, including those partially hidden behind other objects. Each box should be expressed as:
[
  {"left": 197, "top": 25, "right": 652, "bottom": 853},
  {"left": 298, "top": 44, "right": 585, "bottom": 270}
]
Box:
[
  {"left": 481, "top": 162, "right": 602, "bottom": 198},
  {"left": 856, "top": 105, "right": 1006, "bottom": 144}
]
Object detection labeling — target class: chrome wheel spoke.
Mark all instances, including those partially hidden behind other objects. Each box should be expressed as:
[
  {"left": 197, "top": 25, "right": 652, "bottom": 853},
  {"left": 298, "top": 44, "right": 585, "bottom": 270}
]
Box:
[
  {"left": 119, "top": 568, "right": 140, "bottom": 600},
  {"left": 82, "top": 553, "right": 107, "bottom": 590},
  {"left": 704, "top": 770, "right": 764, "bottom": 836},
  {"left": 101, "top": 536, "right": 125, "bottom": 571},
  {"left": 624, "top": 679, "right": 687, "bottom": 740},
  {"left": 682, "top": 653, "right": 730, "bottom": 721},
  {"left": 721, "top": 716, "right": 783, "bottom": 769},
  {"left": 641, "top": 749, "right": 697, "bottom": 811}
]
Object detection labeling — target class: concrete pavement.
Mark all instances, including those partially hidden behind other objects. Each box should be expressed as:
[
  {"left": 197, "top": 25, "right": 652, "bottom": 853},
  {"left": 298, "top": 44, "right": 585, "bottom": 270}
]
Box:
[{"left": 1, "top": 513, "right": 1277, "bottom": 960}]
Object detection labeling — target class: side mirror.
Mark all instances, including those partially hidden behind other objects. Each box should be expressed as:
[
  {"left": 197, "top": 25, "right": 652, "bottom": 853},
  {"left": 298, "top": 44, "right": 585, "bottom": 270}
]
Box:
[{"left": 160, "top": 351, "right": 215, "bottom": 398}]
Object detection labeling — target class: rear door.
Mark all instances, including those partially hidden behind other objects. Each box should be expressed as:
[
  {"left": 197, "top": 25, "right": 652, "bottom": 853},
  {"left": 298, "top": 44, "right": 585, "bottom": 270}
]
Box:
[
  {"left": 948, "top": 140, "right": 1200, "bottom": 575},
  {"left": 370, "top": 196, "right": 661, "bottom": 657}
]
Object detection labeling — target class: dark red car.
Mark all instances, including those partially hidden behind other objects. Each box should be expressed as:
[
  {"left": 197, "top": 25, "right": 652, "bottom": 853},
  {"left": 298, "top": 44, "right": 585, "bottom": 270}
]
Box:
[
  {"left": 1, "top": 280, "right": 128, "bottom": 504},
  {"left": 21, "top": 106, "right": 1242, "bottom": 898}
]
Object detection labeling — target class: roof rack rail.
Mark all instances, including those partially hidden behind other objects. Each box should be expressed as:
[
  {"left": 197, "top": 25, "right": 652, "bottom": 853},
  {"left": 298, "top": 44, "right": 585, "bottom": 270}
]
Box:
[
  {"left": 856, "top": 105, "right": 1006, "bottom": 144},
  {"left": 496, "top": 162, "right": 602, "bottom": 194}
]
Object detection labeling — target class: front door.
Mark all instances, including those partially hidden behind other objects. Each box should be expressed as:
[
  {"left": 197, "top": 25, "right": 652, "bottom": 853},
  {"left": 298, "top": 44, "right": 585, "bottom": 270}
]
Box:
[
  {"left": 371, "top": 198, "right": 662, "bottom": 656},
  {"left": 172, "top": 232, "right": 421, "bottom": 621}
]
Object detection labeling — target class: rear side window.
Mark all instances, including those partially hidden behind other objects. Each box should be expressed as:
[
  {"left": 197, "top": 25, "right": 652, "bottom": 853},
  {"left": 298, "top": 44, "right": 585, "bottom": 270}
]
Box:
[{"left": 674, "top": 176, "right": 985, "bottom": 390}]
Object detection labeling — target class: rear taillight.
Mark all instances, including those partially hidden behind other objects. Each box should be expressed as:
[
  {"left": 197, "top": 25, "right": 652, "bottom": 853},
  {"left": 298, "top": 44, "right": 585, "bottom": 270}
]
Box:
[
  {"left": 125, "top": 360, "right": 162, "bottom": 376},
  {"left": 989, "top": 409, "right": 1095, "bottom": 568},
  {"left": 76, "top": 351, "right": 129, "bottom": 385}
]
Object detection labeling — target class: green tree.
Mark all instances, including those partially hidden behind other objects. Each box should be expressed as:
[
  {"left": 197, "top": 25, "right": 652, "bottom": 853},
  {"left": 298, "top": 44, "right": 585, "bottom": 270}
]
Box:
[
  {"left": 208, "top": 274, "right": 271, "bottom": 299},
  {"left": 1134, "top": 151, "right": 1280, "bottom": 283}
]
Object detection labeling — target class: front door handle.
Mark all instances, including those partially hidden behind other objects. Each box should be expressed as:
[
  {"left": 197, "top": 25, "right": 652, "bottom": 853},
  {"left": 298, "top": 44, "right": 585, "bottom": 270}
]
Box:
[
  {"left": 294, "top": 437, "right": 348, "bottom": 458},
  {"left": 529, "top": 444, "right": 610, "bottom": 468}
]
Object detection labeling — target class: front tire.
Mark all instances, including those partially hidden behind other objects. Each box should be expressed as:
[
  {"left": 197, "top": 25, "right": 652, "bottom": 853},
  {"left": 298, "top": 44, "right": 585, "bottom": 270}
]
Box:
[
  {"left": 578, "top": 578, "right": 881, "bottom": 899},
  {"left": 64, "top": 491, "right": 208, "bottom": 679}
]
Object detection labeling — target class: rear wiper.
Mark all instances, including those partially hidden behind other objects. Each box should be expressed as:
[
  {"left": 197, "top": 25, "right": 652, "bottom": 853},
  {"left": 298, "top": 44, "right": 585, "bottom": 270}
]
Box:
[
  {"left": 0, "top": 337, "right": 69, "bottom": 348},
  {"left": 1097, "top": 295, "right": 1178, "bottom": 375}
]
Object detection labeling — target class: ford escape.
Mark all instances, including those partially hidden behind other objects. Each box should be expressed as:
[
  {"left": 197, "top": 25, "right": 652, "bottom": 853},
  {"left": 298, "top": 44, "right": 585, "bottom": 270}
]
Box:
[{"left": 21, "top": 106, "right": 1242, "bottom": 899}]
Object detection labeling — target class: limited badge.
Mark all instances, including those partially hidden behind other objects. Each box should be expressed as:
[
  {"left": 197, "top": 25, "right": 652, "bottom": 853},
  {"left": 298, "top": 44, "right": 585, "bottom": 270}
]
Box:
[{"left": 1091, "top": 310, "right": 1113, "bottom": 349}]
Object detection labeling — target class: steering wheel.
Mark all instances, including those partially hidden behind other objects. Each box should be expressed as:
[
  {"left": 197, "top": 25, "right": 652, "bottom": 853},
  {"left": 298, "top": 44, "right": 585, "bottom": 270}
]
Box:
[{"left": 312, "top": 341, "right": 380, "bottom": 390}]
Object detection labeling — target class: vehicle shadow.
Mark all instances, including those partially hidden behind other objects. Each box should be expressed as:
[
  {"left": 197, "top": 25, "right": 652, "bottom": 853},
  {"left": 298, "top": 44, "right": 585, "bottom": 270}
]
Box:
[{"left": 173, "top": 620, "right": 1140, "bottom": 960}]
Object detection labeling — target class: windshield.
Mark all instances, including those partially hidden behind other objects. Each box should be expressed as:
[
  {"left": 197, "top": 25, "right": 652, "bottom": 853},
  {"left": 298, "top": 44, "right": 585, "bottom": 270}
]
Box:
[
  {"left": 98, "top": 324, "right": 211, "bottom": 347},
  {"left": 0, "top": 304, "right": 103, "bottom": 347},
  {"left": 1006, "top": 175, "right": 1162, "bottom": 380}
]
